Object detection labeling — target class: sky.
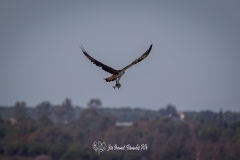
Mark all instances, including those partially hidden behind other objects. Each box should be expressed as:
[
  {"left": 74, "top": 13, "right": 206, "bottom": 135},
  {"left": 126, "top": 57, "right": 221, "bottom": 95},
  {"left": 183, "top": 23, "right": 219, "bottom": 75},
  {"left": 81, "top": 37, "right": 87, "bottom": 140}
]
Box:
[{"left": 0, "top": 0, "right": 240, "bottom": 111}]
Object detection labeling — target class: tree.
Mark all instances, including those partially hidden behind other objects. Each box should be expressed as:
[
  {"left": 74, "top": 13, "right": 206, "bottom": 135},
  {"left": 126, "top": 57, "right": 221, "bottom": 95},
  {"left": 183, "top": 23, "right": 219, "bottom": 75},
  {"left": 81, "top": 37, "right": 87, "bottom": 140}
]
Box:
[
  {"left": 14, "top": 101, "right": 28, "bottom": 121},
  {"left": 28, "top": 143, "right": 48, "bottom": 156},
  {"left": 36, "top": 101, "right": 53, "bottom": 126},
  {"left": 78, "top": 108, "right": 99, "bottom": 130},
  {"left": 217, "top": 109, "right": 223, "bottom": 127},
  {"left": 88, "top": 98, "right": 102, "bottom": 109},
  {"left": 49, "top": 142, "right": 67, "bottom": 159},
  {"left": 0, "top": 115, "right": 3, "bottom": 123},
  {"left": 99, "top": 151, "right": 123, "bottom": 160},
  {"left": 98, "top": 116, "right": 117, "bottom": 131},
  {"left": 123, "top": 152, "right": 141, "bottom": 160},
  {"left": 159, "top": 104, "right": 177, "bottom": 116},
  {"left": 54, "top": 98, "right": 74, "bottom": 124},
  {"left": 60, "top": 145, "right": 97, "bottom": 160}
]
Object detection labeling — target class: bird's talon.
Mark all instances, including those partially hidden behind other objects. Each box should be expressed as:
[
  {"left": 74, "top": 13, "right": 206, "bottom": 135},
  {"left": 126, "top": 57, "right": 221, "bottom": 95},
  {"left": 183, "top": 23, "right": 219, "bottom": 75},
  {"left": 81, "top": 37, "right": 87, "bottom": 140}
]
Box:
[{"left": 113, "top": 83, "right": 121, "bottom": 89}]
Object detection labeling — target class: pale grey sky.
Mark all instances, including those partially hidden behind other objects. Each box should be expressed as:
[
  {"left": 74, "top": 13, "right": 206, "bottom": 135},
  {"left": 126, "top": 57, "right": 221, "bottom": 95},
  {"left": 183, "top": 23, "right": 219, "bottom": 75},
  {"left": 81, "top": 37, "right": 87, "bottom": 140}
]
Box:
[{"left": 0, "top": 0, "right": 240, "bottom": 111}]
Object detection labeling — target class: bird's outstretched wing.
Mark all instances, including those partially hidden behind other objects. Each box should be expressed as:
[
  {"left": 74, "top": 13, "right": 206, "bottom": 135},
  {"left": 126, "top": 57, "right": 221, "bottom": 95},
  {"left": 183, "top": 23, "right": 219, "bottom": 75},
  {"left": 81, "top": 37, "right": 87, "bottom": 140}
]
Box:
[
  {"left": 121, "top": 44, "right": 152, "bottom": 71},
  {"left": 80, "top": 45, "right": 119, "bottom": 74}
]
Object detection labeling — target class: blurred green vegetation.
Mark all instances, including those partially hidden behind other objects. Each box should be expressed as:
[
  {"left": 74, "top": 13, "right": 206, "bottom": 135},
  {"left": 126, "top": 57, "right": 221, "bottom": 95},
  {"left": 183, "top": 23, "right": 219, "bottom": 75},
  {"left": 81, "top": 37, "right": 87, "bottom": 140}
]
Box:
[{"left": 0, "top": 99, "right": 240, "bottom": 159}]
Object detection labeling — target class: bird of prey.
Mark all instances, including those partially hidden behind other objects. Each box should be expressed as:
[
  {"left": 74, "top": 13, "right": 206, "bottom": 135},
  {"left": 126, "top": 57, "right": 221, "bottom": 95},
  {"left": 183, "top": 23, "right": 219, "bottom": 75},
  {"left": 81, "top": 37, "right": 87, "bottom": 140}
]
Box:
[{"left": 80, "top": 44, "right": 152, "bottom": 89}]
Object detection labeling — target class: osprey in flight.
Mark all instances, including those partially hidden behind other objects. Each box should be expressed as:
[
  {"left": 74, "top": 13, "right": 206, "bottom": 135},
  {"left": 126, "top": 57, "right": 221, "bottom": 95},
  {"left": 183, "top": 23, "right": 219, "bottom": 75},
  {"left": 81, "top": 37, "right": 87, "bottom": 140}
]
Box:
[{"left": 80, "top": 44, "right": 152, "bottom": 89}]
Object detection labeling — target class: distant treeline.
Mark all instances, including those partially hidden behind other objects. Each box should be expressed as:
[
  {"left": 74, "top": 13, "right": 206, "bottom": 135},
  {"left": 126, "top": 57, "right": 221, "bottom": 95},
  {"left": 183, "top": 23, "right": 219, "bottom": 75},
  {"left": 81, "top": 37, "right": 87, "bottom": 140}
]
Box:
[
  {"left": 0, "top": 98, "right": 240, "bottom": 125},
  {"left": 0, "top": 99, "right": 240, "bottom": 160}
]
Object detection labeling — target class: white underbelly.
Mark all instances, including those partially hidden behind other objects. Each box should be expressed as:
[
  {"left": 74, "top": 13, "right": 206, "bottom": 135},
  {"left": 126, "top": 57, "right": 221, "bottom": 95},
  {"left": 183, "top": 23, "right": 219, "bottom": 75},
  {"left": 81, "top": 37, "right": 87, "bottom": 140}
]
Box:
[{"left": 119, "top": 70, "right": 125, "bottom": 77}]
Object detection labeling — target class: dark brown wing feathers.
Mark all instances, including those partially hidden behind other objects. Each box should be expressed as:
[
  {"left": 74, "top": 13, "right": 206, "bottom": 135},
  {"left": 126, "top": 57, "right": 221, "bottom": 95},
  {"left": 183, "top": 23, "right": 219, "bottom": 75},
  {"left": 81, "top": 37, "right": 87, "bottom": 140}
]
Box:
[
  {"left": 80, "top": 46, "right": 119, "bottom": 74},
  {"left": 122, "top": 44, "right": 152, "bottom": 71},
  {"left": 81, "top": 44, "right": 152, "bottom": 75}
]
